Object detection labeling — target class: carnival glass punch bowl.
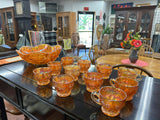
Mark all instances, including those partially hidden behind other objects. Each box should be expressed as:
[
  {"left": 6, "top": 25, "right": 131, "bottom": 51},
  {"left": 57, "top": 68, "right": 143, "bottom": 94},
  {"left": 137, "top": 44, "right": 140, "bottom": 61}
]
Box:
[{"left": 16, "top": 44, "right": 61, "bottom": 65}]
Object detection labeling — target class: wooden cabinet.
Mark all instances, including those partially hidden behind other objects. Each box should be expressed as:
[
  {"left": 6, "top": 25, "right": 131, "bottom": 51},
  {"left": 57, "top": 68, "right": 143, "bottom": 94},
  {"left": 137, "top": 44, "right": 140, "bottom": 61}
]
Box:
[
  {"left": 31, "top": 12, "right": 38, "bottom": 31},
  {"left": 113, "top": 5, "right": 156, "bottom": 46},
  {"left": 0, "top": 7, "right": 18, "bottom": 48},
  {"left": 56, "top": 12, "right": 76, "bottom": 39}
]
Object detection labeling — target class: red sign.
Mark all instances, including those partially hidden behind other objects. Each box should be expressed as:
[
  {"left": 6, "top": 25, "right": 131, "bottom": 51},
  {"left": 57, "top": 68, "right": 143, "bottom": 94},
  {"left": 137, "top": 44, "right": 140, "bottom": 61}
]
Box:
[{"left": 84, "top": 7, "right": 89, "bottom": 11}]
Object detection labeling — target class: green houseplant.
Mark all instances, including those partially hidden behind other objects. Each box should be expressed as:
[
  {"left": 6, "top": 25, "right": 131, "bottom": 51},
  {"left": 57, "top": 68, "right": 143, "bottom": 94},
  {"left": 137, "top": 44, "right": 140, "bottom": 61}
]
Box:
[{"left": 102, "top": 24, "right": 113, "bottom": 35}]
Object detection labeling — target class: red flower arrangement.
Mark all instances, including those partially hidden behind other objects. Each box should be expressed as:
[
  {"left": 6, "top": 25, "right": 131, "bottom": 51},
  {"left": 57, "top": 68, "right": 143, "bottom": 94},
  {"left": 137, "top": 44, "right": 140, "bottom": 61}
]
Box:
[{"left": 120, "top": 32, "right": 142, "bottom": 50}]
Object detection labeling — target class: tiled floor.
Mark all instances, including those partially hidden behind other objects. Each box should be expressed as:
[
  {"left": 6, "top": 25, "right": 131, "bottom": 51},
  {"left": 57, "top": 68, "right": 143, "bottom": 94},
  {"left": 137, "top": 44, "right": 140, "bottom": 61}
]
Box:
[{"left": 4, "top": 48, "right": 89, "bottom": 120}]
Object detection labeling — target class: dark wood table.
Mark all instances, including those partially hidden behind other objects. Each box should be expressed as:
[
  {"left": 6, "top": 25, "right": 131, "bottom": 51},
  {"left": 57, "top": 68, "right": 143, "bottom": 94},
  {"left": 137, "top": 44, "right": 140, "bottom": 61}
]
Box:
[{"left": 0, "top": 60, "right": 160, "bottom": 120}]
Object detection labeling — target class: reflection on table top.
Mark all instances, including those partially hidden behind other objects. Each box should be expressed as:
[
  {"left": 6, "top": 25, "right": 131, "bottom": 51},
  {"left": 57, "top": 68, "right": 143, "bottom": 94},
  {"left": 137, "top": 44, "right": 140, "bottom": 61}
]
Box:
[
  {"left": 96, "top": 54, "right": 160, "bottom": 79},
  {"left": 0, "top": 61, "right": 160, "bottom": 120}
]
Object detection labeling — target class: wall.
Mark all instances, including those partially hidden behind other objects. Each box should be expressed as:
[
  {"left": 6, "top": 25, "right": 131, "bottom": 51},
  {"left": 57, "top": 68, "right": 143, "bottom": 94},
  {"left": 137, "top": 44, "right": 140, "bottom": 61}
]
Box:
[
  {"left": 30, "top": 0, "right": 39, "bottom": 12},
  {"left": 0, "top": 0, "right": 13, "bottom": 8}
]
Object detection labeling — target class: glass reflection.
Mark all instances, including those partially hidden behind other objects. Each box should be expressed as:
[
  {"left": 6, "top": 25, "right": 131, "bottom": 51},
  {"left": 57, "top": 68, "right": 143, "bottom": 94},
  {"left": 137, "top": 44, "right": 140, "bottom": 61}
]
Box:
[
  {"left": 128, "top": 13, "right": 137, "bottom": 32},
  {"left": 115, "top": 14, "right": 125, "bottom": 41}
]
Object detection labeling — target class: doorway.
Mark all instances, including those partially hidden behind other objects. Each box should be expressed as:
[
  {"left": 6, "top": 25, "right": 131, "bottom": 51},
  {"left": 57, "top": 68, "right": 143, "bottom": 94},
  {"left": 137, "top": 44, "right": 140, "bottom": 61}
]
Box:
[{"left": 78, "top": 11, "right": 95, "bottom": 48}]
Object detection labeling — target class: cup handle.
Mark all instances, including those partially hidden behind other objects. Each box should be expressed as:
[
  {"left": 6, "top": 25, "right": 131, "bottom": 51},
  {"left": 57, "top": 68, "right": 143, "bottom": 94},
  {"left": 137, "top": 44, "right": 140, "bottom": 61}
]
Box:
[
  {"left": 109, "top": 79, "right": 117, "bottom": 88},
  {"left": 91, "top": 91, "right": 101, "bottom": 105}
]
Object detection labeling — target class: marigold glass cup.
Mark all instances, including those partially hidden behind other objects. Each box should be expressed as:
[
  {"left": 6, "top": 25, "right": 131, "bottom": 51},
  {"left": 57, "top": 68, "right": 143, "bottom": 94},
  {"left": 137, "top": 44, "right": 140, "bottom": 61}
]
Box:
[
  {"left": 61, "top": 57, "right": 73, "bottom": 67},
  {"left": 53, "top": 74, "right": 74, "bottom": 97},
  {"left": 84, "top": 72, "right": 103, "bottom": 92},
  {"left": 118, "top": 68, "right": 138, "bottom": 79},
  {"left": 110, "top": 77, "right": 139, "bottom": 101},
  {"left": 64, "top": 65, "right": 80, "bottom": 81},
  {"left": 47, "top": 61, "right": 62, "bottom": 76},
  {"left": 91, "top": 86, "right": 127, "bottom": 117},
  {"left": 77, "top": 60, "right": 91, "bottom": 73},
  {"left": 96, "top": 63, "right": 112, "bottom": 79},
  {"left": 33, "top": 67, "right": 52, "bottom": 86}
]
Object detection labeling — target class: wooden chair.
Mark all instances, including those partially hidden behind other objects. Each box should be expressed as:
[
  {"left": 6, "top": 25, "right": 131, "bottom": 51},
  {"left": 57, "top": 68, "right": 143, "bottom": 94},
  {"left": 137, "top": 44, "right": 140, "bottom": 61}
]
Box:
[
  {"left": 141, "top": 38, "right": 152, "bottom": 46},
  {"left": 96, "top": 34, "right": 111, "bottom": 56},
  {"left": 71, "top": 32, "right": 86, "bottom": 56},
  {"left": 112, "top": 64, "right": 153, "bottom": 77},
  {"left": 138, "top": 44, "right": 154, "bottom": 58},
  {"left": 88, "top": 45, "right": 99, "bottom": 65},
  {"left": 28, "top": 30, "right": 45, "bottom": 47},
  {"left": 96, "top": 24, "right": 103, "bottom": 44}
]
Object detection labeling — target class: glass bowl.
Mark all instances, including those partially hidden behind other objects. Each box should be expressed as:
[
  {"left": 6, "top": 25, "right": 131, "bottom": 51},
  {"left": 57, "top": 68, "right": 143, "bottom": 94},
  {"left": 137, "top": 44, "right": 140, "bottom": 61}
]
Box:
[{"left": 16, "top": 44, "right": 61, "bottom": 65}]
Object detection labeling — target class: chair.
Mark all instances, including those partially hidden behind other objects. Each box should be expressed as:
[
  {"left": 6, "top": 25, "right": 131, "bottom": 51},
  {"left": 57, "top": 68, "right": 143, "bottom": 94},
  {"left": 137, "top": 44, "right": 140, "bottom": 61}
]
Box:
[
  {"left": 71, "top": 32, "right": 86, "bottom": 56},
  {"left": 112, "top": 64, "right": 153, "bottom": 77},
  {"left": 96, "top": 24, "right": 103, "bottom": 44},
  {"left": 96, "top": 34, "right": 111, "bottom": 56},
  {"left": 28, "top": 30, "right": 45, "bottom": 47},
  {"left": 138, "top": 44, "right": 154, "bottom": 58},
  {"left": 88, "top": 45, "right": 99, "bottom": 65},
  {"left": 141, "top": 38, "right": 152, "bottom": 46}
]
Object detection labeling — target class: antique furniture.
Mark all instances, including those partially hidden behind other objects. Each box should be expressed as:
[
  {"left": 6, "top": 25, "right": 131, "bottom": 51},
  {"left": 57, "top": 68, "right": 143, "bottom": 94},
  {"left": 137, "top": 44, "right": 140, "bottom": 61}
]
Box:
[
  {"left": 0, "top": 7, "right": 18, "bottom": 48},
  {"left": 138, "top": 44, "right": 154, "bottom": 58},
  {"left": 31, "top": 12, "right": 38, "bottom": 31},
  {"left": 113, "top": 5, "right": 156, "bottom": 47},
  {"left": 1, "top": 61, "right": 160, "bottom": 119},
  {"left": 96, "top": 24, "right": 103, "bottom": 42},
  {"left": 112, "top": 64, "right": 153, "bottom": 77},
  {"left": 56, "top": 12, "right": 76, "bottom": 40},
  {"left": 96, "top": 54, "right": 160, "bottom": 79},
  {"left": 71, "top": 32, "right": 86, "bottom": 56}
]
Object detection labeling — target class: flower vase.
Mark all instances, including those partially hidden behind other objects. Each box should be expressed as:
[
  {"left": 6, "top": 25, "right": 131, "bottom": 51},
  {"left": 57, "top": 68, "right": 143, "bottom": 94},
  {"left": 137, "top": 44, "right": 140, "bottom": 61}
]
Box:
[{"left": 129, "top": 49, "right": 138, "bottom": 63}]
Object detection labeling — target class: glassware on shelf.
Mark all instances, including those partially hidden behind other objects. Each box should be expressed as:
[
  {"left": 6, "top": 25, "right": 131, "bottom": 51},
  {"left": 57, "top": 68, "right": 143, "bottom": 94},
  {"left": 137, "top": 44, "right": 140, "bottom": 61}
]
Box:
[
  {"left": 91, "top": 86, "right": 127, "bottom": 117},
  {"left": 83, "top": 72, "right": 103, "bottom": 92},
  {"left": 47, "top": 61, "right": 62, "bottom": 76},
  {"left": 53, "top": 74, "right": 74, "bottom": 97},
  {"left": 96, "top": 63, "right": 112, "bottom": 79},
  {"left": 33, "top": 67, "right": 52, "bottom": 86},
  {"left": 77, "top": 60, "right": 91, "bottom": 73},
  {"left": 110, "top": 77, "right": 138, "bottom": 101},
  {"left": 64, "top": 65, "right": 80, "bottom": 81}
]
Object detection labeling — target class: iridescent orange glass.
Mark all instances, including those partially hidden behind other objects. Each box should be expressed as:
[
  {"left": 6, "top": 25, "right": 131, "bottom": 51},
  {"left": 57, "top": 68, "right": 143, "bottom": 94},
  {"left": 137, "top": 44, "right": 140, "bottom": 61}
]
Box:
[
  {"left": 91, "top": 86, "right": 127, "bottom": 117},
  {"left": 84, "top": 72, "right": 103, "bottom": 92},
  {"left": 77, "top": 60, "right": 91, "bottom": 73},
  {"left": 110, "top": 77, "right": 139, "bottom": 101},
  {"left": 96, "top": 63, "right": 112, "bottom": 79},
  {"left": 64, "top": 65, "right": 80, "bottom": 81},
  {"left": 16, "top": 44, "right": 62, "bottom": 65},
  {"left": 118, "top": 67, "right": 138, "bottom": 79},
  {"left": 47, "top": 61, "right": 62, "bottom": 76},
  {"left": 33, "top": 67, "right": 52, "bottom": 86},
  {"left": 53, "top": 74, "right": 74, "bottom": 97},
  {"left": 61, "top": 57, "right": 74, "bottom": 67}
]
